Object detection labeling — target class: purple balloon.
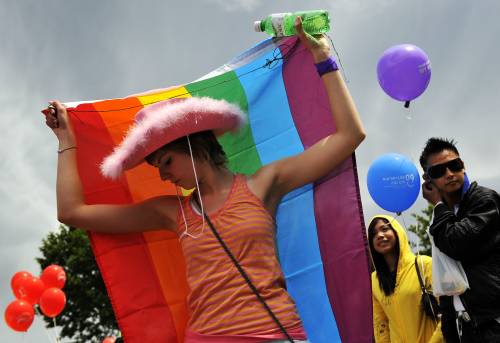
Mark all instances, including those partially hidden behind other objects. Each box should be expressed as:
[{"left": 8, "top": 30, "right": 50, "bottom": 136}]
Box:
[{"left": 377, "top": 44, "right": 431, "bottom": 105}]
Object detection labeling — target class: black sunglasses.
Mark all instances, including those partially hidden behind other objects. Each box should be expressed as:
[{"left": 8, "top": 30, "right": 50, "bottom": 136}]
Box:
[{"left": 426, "top": 158, "right": 464, "bottom": 179}]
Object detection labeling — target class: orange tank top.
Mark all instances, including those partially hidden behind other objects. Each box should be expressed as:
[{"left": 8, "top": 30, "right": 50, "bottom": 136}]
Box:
[{"left": 176, "top": 174, "right": 305, "bottom": 337}]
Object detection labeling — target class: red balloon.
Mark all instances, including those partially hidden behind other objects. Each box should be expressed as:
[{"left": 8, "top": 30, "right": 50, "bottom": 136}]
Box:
[
  {"left": 41, "top": 265, "right": 66, "bottom": 289},
  {"left": 21, "top": 277, "right": 46, "bottom": 305},
  {"left": 11, "top": 271, "right": 33, "bottom": 299},
  {"left": 102, "top": 337, "right": 116, "bottom": 343},
  {"left": 39, "top": 288, "right": 66, "bottom": 318},
  {"left": 4, "top": 299, "right": 35, "bottom": 332}
]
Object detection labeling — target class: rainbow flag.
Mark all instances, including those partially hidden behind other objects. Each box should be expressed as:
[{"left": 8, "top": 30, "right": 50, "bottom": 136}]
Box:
[{"left": 65, "top": 37, "right": 372, "bottom": 342}]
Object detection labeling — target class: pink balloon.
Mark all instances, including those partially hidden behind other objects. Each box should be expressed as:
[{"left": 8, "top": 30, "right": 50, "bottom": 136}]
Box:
[
  {"left": 4, "top": 299, "right": 35, "bottom": 332},
  {"left": 41, "top": 265, "right": 66, "bottom": 289},
  {"left": 102, "top": 337, "right": 116, "bottom": 343},
  {"left": 39, "top": 288, "right": 66, "bottom": 318}
]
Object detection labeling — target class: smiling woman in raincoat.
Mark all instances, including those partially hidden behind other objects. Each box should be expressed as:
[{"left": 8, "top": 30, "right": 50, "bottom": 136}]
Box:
[{"left": 368, "top": 215, "right": 443, "bottom": 343}]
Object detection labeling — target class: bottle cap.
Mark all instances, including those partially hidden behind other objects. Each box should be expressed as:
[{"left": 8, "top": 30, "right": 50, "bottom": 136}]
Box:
[{"left": 253, "top": 21, "right": 262, "bottom": 32}]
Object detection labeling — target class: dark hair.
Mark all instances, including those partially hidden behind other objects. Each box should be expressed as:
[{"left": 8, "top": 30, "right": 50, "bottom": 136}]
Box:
[
  {"left": 419, "top": 137, "right": 460, "bottom": 170},
  {"left": 145, "top": 130, "right": 227, "bottom": 168},
  {"left": 368, "top": 217, "right": 400, "bottom": 296}
]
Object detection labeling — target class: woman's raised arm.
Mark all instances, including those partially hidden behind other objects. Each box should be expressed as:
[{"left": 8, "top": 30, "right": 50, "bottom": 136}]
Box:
[
  {"left": 253, "top": 17, "right": 365, "bottom": 203},
  {"left": 45, "top": 101, "right": 178, "bottom": 233}
]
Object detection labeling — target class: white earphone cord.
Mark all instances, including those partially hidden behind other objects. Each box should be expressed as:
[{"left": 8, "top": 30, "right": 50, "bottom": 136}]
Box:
[{"left": 177, "top": 134, "right": 206, "bottom": 240}]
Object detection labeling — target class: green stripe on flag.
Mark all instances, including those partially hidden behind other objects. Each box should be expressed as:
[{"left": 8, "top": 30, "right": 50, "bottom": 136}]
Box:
[{"left": 185, "top": 71, "right": 262, "bottom": 175}]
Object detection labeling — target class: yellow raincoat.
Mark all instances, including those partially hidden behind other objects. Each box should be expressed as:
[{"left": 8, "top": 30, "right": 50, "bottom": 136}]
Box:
[{"left": 370, "top": 215, "right": 443, "bottom": 343}]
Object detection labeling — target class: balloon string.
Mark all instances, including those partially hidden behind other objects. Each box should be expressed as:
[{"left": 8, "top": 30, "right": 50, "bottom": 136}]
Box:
[
  {"left": 53, "top": 317, "right": 61, "bottom": 343},
  {"left": 395, "top": 212, "right": 419, "bottom": 253},
  {"left": 405, "top": 104, "right": 417, "bottom": 163},
  {"left": 34, "top": 306, "right": 57, "bottom": 343}
]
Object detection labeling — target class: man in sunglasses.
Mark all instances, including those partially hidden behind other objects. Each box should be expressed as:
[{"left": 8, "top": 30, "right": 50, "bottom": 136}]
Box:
[{"left": 419, "top": 137, "right": 500, "bottom": 343}]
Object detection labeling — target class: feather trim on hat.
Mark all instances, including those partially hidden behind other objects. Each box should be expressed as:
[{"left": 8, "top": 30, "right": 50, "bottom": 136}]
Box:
[{"left": 100, "top": 97, "right": 246, "bottom": 179}]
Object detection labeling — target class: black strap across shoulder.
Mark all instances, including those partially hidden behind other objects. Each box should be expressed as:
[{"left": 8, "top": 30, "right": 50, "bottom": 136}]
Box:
[
  {"left": 414, "top": 256, "right": 440, "bottom": 320},
  {"left": 194, "top": 196, "right": 294, "bottom": 343},
  {"left": 414, "top": 256, "right": 427, "bottom": 293}
]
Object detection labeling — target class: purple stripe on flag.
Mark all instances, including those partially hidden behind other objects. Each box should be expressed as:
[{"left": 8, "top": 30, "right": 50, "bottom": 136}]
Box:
[{"left": 280, "top": 37, "right": 373, "bottom": 343}]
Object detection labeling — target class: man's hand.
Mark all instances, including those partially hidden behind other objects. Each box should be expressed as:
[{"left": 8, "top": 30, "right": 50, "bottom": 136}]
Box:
[{"left": 422, "top": 180, "right": 441, "bottom": 205}]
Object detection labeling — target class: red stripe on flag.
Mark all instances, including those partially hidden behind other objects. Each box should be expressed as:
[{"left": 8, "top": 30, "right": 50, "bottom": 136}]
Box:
[{"left": 70, "top": 101, "right": 179, "bottom": 342}]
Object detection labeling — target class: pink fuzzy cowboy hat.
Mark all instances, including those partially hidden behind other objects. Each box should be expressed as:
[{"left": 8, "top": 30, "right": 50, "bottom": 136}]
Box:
[{"left": 100, "top": 97, "right": 246, "bottom": 179}]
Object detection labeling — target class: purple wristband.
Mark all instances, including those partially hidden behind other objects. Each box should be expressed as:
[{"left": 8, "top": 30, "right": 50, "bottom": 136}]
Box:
[{"left": 315, "top": 57, "right": 339, "bottom": 76}]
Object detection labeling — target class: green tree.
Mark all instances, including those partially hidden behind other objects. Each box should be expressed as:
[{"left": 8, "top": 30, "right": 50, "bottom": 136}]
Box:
[
  {"left": 36, "top": 225, "right": 119, "bottom": 342},
  {"left": 407, "top": 204, "right": 434, "bottom": 256}
]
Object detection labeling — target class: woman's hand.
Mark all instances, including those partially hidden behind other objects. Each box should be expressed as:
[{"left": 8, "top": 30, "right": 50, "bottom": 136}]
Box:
[
  {"left": 44, "top": 100, "right": 76, "bottom": 145},
  {"left": 255, "top": 16, "right": 365, "bottom": 201},
  {"left": 294, "top": 16, "right": 331, "bottom": 63}
]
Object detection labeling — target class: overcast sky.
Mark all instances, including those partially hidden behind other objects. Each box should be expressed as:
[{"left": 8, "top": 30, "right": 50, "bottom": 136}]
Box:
[{"left": 1, "top": 0, "right": 500, "bottom": 341}]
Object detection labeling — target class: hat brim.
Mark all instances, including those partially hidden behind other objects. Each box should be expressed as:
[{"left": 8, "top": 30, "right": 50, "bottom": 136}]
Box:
[{"left": 100, "top": 97, "right": 246, "bottom": 179}]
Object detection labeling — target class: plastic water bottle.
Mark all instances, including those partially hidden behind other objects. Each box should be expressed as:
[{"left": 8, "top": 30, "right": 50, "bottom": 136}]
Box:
[{"left": 254, "top": 10, "right": 330, "bottom": 37}]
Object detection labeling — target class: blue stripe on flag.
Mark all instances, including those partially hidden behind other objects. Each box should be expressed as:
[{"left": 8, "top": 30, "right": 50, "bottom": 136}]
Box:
[{"left": 234, "top": 45, "right": 340, "bottom": 342}]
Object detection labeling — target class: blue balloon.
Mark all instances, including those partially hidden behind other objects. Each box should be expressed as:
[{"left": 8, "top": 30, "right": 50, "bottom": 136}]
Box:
[{"left": 367, "top": 153, "right": 420, "bottom": 213}]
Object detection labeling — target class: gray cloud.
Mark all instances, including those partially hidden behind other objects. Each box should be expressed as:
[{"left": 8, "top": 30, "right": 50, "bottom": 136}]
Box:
[{"left": 1, "top": 1, "right": 499, "bottom": 341}]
